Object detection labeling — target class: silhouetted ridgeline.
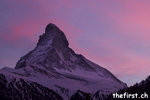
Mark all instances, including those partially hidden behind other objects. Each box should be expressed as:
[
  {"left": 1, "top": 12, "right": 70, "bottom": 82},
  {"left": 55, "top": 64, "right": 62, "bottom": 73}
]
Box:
[{"left": 106, "top": 76, "right": 150, "bottom": 100}]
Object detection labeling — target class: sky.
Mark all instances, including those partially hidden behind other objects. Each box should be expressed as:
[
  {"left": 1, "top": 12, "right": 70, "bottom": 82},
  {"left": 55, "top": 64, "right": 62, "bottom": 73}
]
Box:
[{"left": 1, "top": 0, "right": 150, "bottom": 86}]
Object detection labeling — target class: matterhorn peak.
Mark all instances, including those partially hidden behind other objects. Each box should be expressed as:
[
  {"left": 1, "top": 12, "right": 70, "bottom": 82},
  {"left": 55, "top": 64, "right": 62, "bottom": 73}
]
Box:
[{"left": 2, "top": 23, "right": 127, "bottom": 100}]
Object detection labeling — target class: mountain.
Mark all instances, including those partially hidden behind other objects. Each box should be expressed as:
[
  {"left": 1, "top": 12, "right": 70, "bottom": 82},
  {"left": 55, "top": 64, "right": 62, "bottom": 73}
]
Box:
[
  {"left": 106, "top": 76, "right": 150, "bottom": 100},
  {"left": 0, "top": 23, "right": 127, "bottom": 100}
]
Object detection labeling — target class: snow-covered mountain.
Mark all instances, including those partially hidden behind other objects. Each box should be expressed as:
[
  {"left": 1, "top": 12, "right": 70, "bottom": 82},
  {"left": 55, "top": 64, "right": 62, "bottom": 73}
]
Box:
[{"left": 0, "top": 23, "right": 127, "bottom": 100}]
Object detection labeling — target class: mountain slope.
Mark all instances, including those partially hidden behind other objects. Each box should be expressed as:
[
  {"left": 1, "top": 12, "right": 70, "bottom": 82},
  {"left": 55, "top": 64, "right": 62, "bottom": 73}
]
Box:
[
  {"left": 0, "top": 72, "right": 63, "bottom": 100},
  {"left": 0, "top": 23, "right": 127, "bottom": 100}
]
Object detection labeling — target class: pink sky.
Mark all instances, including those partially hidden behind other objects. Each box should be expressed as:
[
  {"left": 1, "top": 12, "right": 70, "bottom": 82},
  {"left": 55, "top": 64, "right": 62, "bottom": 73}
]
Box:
[{"left": 1, "top": 0, "right": 150, "bottom": 85}]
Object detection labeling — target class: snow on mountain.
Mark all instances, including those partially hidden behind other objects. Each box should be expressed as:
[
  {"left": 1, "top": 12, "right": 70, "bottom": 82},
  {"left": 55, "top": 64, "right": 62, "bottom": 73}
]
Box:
[{"left": 0, "top": 23, "right": 127, "bottom": 100}]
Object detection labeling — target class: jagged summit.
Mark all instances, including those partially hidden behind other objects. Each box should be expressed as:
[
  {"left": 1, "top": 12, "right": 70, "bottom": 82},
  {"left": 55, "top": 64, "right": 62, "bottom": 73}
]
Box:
[
  {"left": 15, "top": 23, "right": 70, "bottom": 69},
  {"left": 37, "top": 23, "right": 69, "bottom": 48}
]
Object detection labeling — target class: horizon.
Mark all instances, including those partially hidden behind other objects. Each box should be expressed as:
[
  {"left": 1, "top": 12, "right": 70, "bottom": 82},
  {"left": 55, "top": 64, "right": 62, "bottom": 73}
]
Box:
[{"left": 1, "top": 0, "right": 150, "bottom": 86}]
